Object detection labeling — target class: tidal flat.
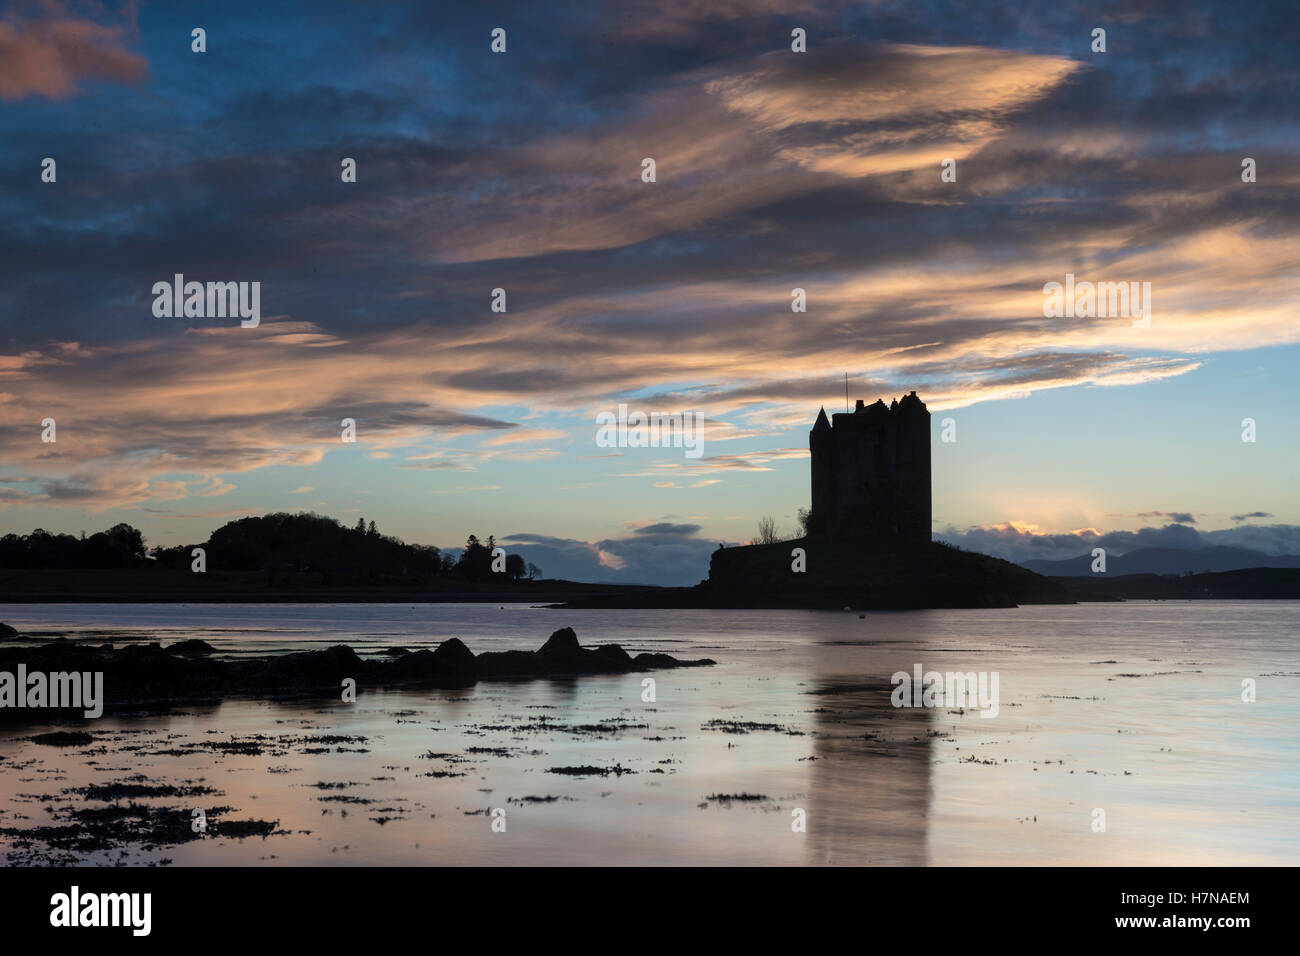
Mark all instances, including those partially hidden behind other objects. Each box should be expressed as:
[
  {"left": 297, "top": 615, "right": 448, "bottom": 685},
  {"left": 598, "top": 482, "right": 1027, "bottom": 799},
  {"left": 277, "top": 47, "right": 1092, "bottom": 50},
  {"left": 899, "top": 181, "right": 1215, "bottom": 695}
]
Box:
[{"left": 1, "top": 601, "right": 1296, "bottom": 866}]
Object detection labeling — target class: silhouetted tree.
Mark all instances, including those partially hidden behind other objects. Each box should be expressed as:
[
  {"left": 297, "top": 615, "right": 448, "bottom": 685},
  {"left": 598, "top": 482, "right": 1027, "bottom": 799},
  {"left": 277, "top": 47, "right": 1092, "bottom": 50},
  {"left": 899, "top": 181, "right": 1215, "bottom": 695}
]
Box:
[
  {"left": 0, "top": 523, "right": 145, "bottom": 568},
  {"left": 456, "top": 533, "right": 493, "bottom": 580},
  {"left": 1, "top": 513, "right": 459, "bottom": 580},
  {"left": 505, "top": 553, "right": 526, "bottom": 580},
  {"left": 200, "top": 513, "right": 439, "bottom": 576}
]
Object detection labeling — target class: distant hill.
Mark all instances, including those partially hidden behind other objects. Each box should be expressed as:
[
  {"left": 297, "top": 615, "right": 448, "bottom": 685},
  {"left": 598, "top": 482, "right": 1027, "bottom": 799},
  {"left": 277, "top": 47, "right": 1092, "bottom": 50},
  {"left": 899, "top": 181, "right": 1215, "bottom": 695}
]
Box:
[
  {"left": 0, "top": 513, "right": 548, "bottom": 598},
  {"left": 1021, "top": 546, "right": 1300, "bottom": 577},
  {"left": 1053, "top": 568, "right": 1300, "bottom": 600}
]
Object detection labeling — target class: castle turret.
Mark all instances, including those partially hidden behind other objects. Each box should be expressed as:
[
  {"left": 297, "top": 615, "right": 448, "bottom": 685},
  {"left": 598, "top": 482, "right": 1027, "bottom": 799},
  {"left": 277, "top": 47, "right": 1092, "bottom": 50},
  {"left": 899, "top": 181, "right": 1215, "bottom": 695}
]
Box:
[{"left": 808, "top": 407, "right": 835, "bottom": 535}]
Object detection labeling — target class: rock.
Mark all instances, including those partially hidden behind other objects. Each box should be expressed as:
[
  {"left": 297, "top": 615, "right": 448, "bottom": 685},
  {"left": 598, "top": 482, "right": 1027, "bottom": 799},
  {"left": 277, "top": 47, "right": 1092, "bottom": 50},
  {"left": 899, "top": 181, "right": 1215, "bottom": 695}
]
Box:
[
  {"left": 430, "top": 637, "right": 476, "bottom": 673},
  {"left": 536, "top": 627, "right": 583, "bottom": 670},
  {"left": 395, "top": 638, "right": 477, "bottom": 682},
  {"left": 473, "top": 649, "right": 542, "bottom": 678},
  {"left": 0, "top": 628, "right": 714, "bottom": 721},
  {"left": 394, "top": 649, "right": 439, "bottom": 678},
  {"left": 270, "top": 644, "right": 361, "bottom": 684},
  {"left": 0, "top": 623, "right": 18, "bottom": 639},
  {"left": 633, "top": 651, "right": 715, "bottom": 669},
  {"left": 119, "top": 642, "right": 166, "bottom": 657},
  {"left": 592, "top": 644, "right": 633, "bottom": 667},
  {"left": 166, "top": 639, "right": 216, "bottom": 656},
  {"left": 538, "top": 627, "right": 580, "bottom": 655},
  {"left": 28, "top": 731, "right": 94, "bottom": 746}
]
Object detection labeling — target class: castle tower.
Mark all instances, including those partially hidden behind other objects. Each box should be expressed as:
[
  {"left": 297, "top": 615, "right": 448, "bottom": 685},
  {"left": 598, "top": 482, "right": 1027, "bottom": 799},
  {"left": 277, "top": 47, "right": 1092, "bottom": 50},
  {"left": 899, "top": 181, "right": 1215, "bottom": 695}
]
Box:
[
  {"left": 809, "top": 407, "right": 835, "bottom": 535},
  {"left": 806, "top": 392, "right": 931, "bottom": 545}
]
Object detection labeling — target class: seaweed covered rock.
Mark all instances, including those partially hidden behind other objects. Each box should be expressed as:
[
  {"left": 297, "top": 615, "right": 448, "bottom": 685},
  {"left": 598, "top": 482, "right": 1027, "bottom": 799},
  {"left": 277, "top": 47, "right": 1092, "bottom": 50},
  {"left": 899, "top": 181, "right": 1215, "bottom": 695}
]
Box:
[
  {"left": 0, "top": 628, "right": 713, "bottom": 720},
  {"left": 536, "top": 627, "right": 582, "bottom": 668},
  {"left": 166, "top": 639, "right": 216, "bottom": 656},
  {"left": 395, "top": 637, "right": 477, "bottom": 683}
]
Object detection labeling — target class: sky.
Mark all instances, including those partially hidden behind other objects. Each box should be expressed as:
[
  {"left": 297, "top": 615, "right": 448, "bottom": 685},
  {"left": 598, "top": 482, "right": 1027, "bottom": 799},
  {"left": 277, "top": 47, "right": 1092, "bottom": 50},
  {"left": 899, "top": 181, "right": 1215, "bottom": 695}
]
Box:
[{"left": 1, "top": 0, "right": 1298, "bottom": 585}]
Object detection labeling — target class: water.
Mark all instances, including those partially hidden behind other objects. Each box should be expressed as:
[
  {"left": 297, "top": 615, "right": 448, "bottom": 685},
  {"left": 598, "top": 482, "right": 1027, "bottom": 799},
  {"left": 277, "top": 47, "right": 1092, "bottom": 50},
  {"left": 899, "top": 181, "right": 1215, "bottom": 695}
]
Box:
[{"left": 1, "top": 601, "right": 1296, "bottom": 865}]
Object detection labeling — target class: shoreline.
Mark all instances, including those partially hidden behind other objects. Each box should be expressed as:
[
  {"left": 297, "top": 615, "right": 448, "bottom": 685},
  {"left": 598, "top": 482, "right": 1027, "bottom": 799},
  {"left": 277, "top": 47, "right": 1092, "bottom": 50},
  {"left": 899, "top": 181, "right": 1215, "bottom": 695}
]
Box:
[{"left": 0, "top": 590, "right": 633, "bottom": 604}]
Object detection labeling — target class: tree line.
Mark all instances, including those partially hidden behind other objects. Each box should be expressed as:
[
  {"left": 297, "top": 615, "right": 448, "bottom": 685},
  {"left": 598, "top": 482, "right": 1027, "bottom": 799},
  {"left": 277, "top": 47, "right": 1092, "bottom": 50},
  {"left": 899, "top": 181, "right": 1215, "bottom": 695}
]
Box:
[{"left": 0, "top": 513, "right": 542, "bottom": 581}]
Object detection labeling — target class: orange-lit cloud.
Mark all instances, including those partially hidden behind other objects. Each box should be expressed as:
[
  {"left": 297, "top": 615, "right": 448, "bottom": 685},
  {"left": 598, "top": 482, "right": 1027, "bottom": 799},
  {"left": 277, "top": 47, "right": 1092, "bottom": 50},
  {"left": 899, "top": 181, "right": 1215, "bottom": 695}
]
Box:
[{"left": 0, "top": 3, "right": 146, "bottom": 100}]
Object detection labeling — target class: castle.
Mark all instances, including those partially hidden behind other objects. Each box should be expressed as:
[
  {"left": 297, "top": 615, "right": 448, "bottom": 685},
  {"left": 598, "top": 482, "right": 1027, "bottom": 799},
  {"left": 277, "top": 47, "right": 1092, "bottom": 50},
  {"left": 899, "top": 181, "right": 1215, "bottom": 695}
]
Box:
[{"left": 807, "top": 392, "right": 931, "bottom": 545}]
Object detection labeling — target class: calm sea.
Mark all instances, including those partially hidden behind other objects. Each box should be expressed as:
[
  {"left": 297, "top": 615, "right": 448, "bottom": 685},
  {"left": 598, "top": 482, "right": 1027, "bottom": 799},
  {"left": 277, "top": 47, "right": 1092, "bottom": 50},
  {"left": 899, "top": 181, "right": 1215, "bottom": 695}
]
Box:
[{"left": 1, "top": 601, "right": 1296, "bottom": 865}]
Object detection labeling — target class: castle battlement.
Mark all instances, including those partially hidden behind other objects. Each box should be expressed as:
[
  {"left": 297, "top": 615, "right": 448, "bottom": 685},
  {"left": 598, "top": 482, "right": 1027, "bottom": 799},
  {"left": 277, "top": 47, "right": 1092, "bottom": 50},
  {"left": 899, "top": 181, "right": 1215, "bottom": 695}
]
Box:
[{"left": 807, "top": 391, "right": 931, "bottom": 543}]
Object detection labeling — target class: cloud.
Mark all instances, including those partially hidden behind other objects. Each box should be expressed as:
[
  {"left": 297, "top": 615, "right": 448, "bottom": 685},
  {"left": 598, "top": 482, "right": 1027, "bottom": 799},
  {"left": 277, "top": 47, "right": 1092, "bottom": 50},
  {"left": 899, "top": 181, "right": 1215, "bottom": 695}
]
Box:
[
  {"left": 483, "top": 448, "right": 562, "bottom": 462},
  {"left": 0, "top": 319, "right": 518, "bottom": 509},
  {"left": 409, "top": 43, "right": 1080, "bottom": 265},
  {"left": 622, "top": 448, "right": 808, "bottom": 479},
  {"left": 0, "top": 4, "right": 147, "bottom": 100},
  {"left": 158, "top": 507, "right": 264, "bottom": 521},
  {"left": 632, "top": 522, "right": 702, "bottom": 536},
  {"left": 6, "top": 34, "right": 1292, "bottom": 450},
  {"left": 1131, "top": 511, "right": 1197, "bottom": 524},
  {"left": 707, "top": 44, "right": 1079, "bottom": 178},
  {"left": 429, "top": 485, "right": 500, "bottom": 495},
  {"left": 938, "top": 522, "right": 1300, "bottom": 565},
  {"left": 480, "top": 428, "right": 567, "bottom": 447},
  {"left": 501, "top": 523, "right": 731, "bottom": 586}
]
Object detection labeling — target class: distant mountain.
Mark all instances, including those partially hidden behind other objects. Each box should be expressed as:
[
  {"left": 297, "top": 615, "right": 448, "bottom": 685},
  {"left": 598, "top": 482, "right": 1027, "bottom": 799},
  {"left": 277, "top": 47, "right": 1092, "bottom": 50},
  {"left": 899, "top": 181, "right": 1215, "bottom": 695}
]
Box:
[
  {"left": 1021, "top": 546, "right": 1300, "bottom": 576},
  {"left": 1052, "top": 568, "right": 1300, "bottom": 601}
]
